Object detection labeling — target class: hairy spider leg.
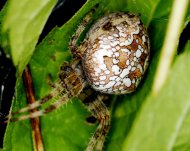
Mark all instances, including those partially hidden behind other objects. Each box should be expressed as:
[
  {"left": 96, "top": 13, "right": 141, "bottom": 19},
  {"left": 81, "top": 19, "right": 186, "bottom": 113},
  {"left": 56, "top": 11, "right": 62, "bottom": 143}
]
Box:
[
  {"left": 5, "top": 83, "right": 61, "bottom": 117},
  {"left": 84, "top": 95, "right": 110, "bottom": 151},
  {"left": 2, "top": 67, "right": 80, "bottom": 119},
  {"left": 79, "top": 89, "right": 110, "bottom": 151},
  {"left": 1, "top": 61, "right": 86, "bottom": 123},
  {"left": 3, "top": 85, "right": 80, "bottom": 123},
  {"left": 69, "top": 6, "right": 97, "bottom": 58}
]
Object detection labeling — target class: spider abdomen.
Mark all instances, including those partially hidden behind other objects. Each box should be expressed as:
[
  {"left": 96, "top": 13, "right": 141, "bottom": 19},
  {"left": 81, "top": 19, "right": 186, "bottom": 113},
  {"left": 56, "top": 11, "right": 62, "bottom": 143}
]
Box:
[{"left": 82, "top": 12, "right": 150, "bottom": 94}]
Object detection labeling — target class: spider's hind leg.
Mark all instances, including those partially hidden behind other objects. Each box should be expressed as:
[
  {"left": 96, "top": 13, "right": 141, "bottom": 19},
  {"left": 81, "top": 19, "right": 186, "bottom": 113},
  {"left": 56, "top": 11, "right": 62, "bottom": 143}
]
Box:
[{"left": 80, "top": 89, "right": 110, "bottom": 151}]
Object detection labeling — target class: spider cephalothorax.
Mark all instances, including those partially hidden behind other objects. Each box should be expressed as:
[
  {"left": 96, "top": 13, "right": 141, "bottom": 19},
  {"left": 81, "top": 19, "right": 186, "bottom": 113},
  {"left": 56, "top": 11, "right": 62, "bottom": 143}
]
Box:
[{"left": 2, "top": 8, "right": 150, "bottom": 151}]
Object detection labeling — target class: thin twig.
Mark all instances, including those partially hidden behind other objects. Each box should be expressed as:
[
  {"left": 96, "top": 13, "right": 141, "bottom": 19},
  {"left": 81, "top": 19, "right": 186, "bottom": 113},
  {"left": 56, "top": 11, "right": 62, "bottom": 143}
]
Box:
[
  {"left": 152, "top": 0, "right": 189, "bottom": 95},
  {"left": 22, "top": 66, "right": 44, "bottom": 151}
]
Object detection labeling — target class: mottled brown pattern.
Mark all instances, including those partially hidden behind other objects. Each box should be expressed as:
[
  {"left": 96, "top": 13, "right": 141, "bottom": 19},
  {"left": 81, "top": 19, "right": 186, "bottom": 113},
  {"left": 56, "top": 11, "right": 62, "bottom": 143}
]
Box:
[
  {"left": 140, "top": 52, "right": 148, "bottom": 68},
  {"left": 103, "top": 56, "right": 113, "bottom": 72},
  {"left": 127, "top": 39, "right": 139, "bottom": 51},
  {"left": 102, "top": 21, "right": 112, "bottom": 31},
  {"left": 128, "top": 68, "right": 142, "bottom": 79},
  {"left": 134, "top": 34, "right": 143, "bottom": 46},
  {"left": 117, "top": 50, "right": 129, "bottom": 68},
  {"left": 124, "top": 84, "right": 136, "bottom": 92},
  {"left": 129, "top": 52, "right": 135, "bottom": 60}
]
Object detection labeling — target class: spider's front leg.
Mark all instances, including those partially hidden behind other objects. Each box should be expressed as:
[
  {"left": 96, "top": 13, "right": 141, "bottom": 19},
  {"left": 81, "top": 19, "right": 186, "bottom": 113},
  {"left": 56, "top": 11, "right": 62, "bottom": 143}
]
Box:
[
  {"left": 1, "top": 60, "right": 86, "bottom": 123},
  {"left": 69, "top": 5, "right": 97, "bottom": 58},
  {"left": 80, "top": 89, "right": 110, "bottom": 151}
]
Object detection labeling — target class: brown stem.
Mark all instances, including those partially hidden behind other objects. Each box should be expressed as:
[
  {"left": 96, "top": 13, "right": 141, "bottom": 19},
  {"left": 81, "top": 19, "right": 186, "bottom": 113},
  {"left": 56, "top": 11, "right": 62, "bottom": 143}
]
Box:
[{"left": 22, "top": 66, "right": 44, "bottom": 151}]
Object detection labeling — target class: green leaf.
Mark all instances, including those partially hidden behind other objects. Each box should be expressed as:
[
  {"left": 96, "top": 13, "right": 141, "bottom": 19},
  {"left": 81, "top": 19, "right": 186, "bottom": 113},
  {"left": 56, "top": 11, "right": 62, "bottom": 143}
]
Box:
[
  {"left": 1, "top": 0, "right": 57, "bottom": 75},
  {"left": 2, "top": 0, "right": 190, "bottom": 151},
  {"left": 106, "top": 0, "right": 173, "bottom": 26},
  {"left": 0, "top": 2, "right": 8, "bottom": 44},
  {"left": 122, "top": 41, "right": 190, "bottom": 151}
]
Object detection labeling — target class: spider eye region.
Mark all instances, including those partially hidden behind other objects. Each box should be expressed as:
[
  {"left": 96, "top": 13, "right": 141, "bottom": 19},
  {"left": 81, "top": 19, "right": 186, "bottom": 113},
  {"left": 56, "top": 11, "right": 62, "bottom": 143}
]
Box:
[{"left": 82, "top": 12, "right": 150, "bottom": 94}]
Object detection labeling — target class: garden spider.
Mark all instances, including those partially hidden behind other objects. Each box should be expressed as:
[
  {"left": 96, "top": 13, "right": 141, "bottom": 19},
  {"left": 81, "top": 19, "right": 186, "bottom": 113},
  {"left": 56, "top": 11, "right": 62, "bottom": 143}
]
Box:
[{"left": 1, "top": 6, "right": 150, "bottom": 151}]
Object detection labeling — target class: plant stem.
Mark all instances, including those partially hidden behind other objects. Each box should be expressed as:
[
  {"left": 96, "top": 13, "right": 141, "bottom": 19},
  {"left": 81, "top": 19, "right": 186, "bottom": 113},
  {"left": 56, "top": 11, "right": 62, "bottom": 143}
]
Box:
[
  {"left": 23, "top": 66, "right": 44, "bottom": 151},
  {"left": 152, "top": 0, "right": 189, "bottom": 95}
]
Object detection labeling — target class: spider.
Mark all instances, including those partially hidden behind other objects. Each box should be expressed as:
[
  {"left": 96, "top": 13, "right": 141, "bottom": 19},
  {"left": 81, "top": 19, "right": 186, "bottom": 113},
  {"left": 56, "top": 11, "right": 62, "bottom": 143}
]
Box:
[{"left": 1, "top": 6, "right": 150, "bottom": 151}]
